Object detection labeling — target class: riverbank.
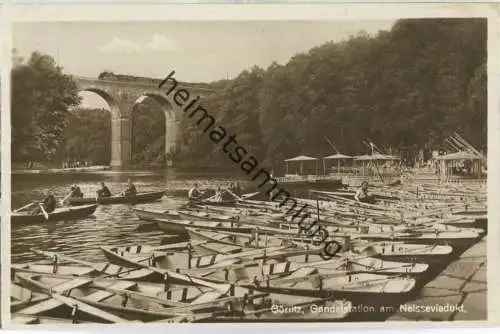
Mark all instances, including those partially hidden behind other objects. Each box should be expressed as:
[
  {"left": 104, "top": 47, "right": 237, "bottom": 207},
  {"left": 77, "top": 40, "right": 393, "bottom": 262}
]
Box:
[{"left": 12, "top": 165, "right": 112, "bottom": 175}]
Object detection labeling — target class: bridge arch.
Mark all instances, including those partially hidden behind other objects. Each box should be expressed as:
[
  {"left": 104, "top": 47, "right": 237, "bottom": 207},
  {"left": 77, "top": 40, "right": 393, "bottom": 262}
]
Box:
[
  {"left": 132, "top": 93, "right": 178, "bottom": 165},
  {"left": 80, "top": 88, "right": 121, "bottom": 119},
  {"left": 73, "top": 75, "right": 215, "bottom": 167}
]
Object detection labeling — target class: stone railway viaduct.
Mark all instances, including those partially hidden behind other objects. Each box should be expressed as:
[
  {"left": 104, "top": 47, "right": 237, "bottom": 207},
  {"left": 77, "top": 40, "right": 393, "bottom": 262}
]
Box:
[{"left": 73, "top": 75, "right": 215, "bottom": 167}]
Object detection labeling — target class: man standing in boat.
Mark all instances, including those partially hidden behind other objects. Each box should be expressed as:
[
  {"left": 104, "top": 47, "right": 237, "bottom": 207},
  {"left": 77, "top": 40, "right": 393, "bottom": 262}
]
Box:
[
  {"left": 354, "top": 181, "right": 375, "bottom": 204},
  {"left": 96, "top": 182, "right": 112, "bottom": 198},
  {"left": 121, "top": 179, "right": 137, "bottom": 197}
]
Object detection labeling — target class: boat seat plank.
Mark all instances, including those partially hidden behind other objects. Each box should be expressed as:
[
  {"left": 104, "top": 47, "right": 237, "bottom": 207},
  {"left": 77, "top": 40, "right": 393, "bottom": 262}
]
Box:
[
  {"left": 18, "top": 298, "right": 64, "bottom": 315},
  {"left": 11, "top": 315, "right": 40, "bottom": 325},
  {"left": 200, "top": 242, "right": 242, "bottom": 254},
  {"left": 191, "top": 291, "right": 224, "bottom": 305},
  {"left": 84, "top": 281, "right": 137, "bottom": 303},
  {"left": 287, "top": 267, "right": 318, "bottom": 279},
  {"left": 54, "top": 293, "right": 128, "bottom": 323},
  {"left": 52, "top": 278, "right": 93, "bottom": 294}
]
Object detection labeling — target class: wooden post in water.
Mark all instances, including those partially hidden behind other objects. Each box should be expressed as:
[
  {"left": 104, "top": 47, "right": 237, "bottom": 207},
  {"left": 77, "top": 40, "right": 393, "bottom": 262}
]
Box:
[{"left": 316, "top": 199, "right": 320, "bottom": 222}]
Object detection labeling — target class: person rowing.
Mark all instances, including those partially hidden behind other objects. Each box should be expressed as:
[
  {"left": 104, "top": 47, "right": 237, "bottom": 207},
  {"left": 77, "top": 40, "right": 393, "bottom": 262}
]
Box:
[
  {"left": 121, "top": 179, "right": 137, "bottom": 197},
  {"left": 188, "top": 183, "right": 205, "bottom": 201},
  {"left": 70, "top": 184, "right": 84, "bottom": 198},
  {"left": 96, "top": 182, "right": 112, "bottom": 198},
  {"left": 31, "top": 190, "right": 57, "bottom": 215},
  {"left": 354, "top": 181, "right": 375, "bottom": 204},
  {"left": 61, "top": 183, "right": 84, "bottom": 204}
]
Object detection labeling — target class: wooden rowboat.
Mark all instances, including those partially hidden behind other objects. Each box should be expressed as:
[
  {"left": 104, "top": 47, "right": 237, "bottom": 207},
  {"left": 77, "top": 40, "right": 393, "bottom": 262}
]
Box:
[
  {"left": 67, "top": 191, "right": 165, "bottom": 206},
  {"left": 11, "top": 283, "right": 50, "bottom": 313},
  {"left": 132, "top": 208, "right": 262, "bottom": 234},
  {"left": 11, "top": 204, "right": 97, "bottom": 225},
  {"left": 103, "top": 237, "right": 428, "bottom": 280},
  {"left": 186, "top": 227, "right": 454, "bottom": 265},
  {"left": 99, "top": 244, "right": 297, "bottom": 274},
  {"left": 16, "top": 272, "right": 352, "bottom": 322},
  {"left": 13, "top": 282, "right": 135, "bottom": 324},
  {"left": 113, "top": 254, "right": 417, "bottom": 304},
  {"left": 14, "top": 249, "right": 164, "bottom": 282},
  {"left": 133, "top": 207, "right": 281, "bottom": 226},
  {"left": 15, "top": 272, "right": 216, "bottom": 323},
  {"left": 187, "top": 204, "right": 278, "bottom": 218},
  {"left": 133, "top": 207, "right": 239, "bottom": 223}
]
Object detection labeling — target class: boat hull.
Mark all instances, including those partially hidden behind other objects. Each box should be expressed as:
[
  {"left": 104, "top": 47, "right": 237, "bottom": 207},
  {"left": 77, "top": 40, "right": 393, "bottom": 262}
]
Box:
[
  {"left": 67, "top": 191, "right": 165, "bottom": 206},
  {"left": 11, "top": 204, "right": 98, "bottom": 225}
]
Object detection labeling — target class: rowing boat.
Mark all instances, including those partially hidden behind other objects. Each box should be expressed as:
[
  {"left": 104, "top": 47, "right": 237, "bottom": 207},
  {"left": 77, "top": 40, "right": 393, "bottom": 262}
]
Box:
[
  {"left": 133, "top": 210, "right": 260, "bottom": 234},
  {"left": 188, "top": 199, "right": 237, "bottom": 207},
  {"left": 103, "top": 236, "right": 428, "bottom": 280},
  {"left": 92, "top": 249, "right": 412, "bottom": 308},
  {"left": 134, "top": 207, "right": 281, "bottom": 227},
  {"left": 310, "top": 189, "right": 401, "bottom": 202},
  {"left": 17, "top": 271, "right": 353, "bottom": 322},
  {"left": 67, "top": 191, "right": 165, "bottom": 206},
  {"left": 11, "top": 283, "right": 50, "bottom": 313},
  {"left": 13, "top": 280, "right": 135, "bottom": 324},
  {"left": 15, "top": 272, "right": 216, "bottom": 322},
  {"left": 183, "top": 259, "right": 417, "bottom": 304},
  {"left": 186, "top": 228, "right": 454, "bottom": 264},
  {"left": 14, "top": 249, "right": 164, "bottom": 281},
  {"left": 11, "top": 204, "right": 98, "bottom": 225},
  {"left": 132, "top": 207, "right": 181, "bottom": 220},
  {"left": 133, "top": 207, "right": 240, "bottom": 223},
  {"left": 99, "top": 244, "right": 298, "bottom": 274},
  {"left": 187, "top": 204, "right": 277, "bottom": 217}
]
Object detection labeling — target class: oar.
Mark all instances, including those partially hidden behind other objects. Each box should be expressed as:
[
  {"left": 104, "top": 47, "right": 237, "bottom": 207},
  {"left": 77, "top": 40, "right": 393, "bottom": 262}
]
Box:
[
  {"left": 14, "top": 201, "right": 37, "bottom": 213},
  {"left": 60, "top": 193, "right": 71, "bottom": 206},
  {"left": 241, "top": 192, "right": 260, "bottom": 199},
  {"left": 39, "top": 204, "right": 49, "bottom": 220},
  {"left": 224, "top": 188, "right": 242, "bottom": 201}
]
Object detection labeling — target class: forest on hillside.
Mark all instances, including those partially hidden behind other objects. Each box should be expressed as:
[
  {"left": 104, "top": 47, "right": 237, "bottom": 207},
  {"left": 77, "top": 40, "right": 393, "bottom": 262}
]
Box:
[{"left": 11, "top": 19, "right": 486, "bottom": 169}]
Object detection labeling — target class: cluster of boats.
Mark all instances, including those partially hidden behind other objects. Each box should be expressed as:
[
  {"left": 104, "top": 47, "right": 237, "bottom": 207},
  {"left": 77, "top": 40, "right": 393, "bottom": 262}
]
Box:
[{"left": 11, "top": 181, "right": 486, "bottom": 324}]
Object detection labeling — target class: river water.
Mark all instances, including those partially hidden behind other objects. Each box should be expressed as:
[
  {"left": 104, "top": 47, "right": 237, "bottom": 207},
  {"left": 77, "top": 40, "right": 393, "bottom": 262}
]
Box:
[{"left": 11, "top": 171, "right": 248, "bottom": 263}]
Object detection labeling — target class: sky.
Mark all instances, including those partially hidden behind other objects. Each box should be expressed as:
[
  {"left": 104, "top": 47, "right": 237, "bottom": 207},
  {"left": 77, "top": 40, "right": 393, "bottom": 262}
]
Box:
[{"left": 13, "top": 20, "right": 395, "bottom": 108}]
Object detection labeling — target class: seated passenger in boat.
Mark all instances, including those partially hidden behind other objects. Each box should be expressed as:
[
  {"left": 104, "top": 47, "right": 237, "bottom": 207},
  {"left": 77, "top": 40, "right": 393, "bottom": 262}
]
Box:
[
  {"left": 354, "top": 181, "right": 375, "bottom": 204},
  {"left": 96, "top": 182, "right": 112, "bottom": 198},
  {"left": 122, "top": 179, "right": 137, "bottom": 197},
  {"left": 69, "top": 184, "right": 84, "bottom": 198},
  {"left": 31, "top": 191, "right": 57, "bottom": 215},
  {"left": 188, "top": 183, "right": 203, "bottom": 200}
]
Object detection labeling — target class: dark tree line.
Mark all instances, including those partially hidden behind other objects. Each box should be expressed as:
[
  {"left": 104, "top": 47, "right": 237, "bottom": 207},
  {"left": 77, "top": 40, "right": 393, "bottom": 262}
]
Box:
[
  {"left": 12, "top": 19, "right": 486, "bottom": 169},
  {"left": 176, "top": 19, "right": 486, "bottom": 169},
  {"left": 57, "top": 108, "right": 111, "bottom": 166},
  {"left": 12, "top": 50, "right": 81, "bottom": 167}
]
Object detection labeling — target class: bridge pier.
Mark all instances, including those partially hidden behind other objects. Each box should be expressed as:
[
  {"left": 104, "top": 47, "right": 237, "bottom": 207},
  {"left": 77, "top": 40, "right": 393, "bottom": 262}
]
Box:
[
  {"left": 165, "top": 118, "right": 180, "bottom": 156},
  {"left": 111, "top": 117, "right": 132, "bottom": 167}
]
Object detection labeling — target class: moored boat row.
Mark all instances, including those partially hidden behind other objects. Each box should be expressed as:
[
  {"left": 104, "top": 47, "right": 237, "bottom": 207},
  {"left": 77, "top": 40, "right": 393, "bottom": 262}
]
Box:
[{"left": 11, "top": 179, "right": 486, "bottom": 323}]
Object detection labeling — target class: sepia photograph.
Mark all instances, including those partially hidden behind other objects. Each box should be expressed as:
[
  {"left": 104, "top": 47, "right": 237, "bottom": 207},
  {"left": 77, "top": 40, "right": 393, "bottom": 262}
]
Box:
[{"left": 8, "top": 6, "right": 489, "bottom": 326}]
